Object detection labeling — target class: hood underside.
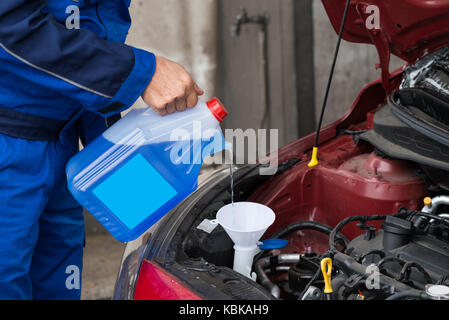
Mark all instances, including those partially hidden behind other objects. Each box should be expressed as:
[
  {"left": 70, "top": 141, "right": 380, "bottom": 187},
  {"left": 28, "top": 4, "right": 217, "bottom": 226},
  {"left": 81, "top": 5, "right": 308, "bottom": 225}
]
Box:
[{"left": 322, "top": 0, "right": 449, "bottom": 92}]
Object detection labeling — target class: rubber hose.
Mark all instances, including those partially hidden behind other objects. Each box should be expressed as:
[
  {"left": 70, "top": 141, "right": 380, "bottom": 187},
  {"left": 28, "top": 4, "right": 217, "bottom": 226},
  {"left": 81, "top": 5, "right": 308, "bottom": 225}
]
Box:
[
  {"left": 330, "top": 276, "right": 347, "bottom": 300},
  {"left": 272, "top": 221, "right": 349, "bottom": 246},
  {"left": 329, "top": 215, "right": 392, "bottom": 252},
  {"left": 253, "top": 221, "right": 349, "bottom": 270},
  {"left": 386, "top": 290, "right": 427, "bottom": 300}
]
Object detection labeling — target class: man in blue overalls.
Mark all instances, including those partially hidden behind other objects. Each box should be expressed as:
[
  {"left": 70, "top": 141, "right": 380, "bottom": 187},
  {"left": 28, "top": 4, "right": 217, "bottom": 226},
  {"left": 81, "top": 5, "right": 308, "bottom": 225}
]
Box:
[{"left": 0, "top": 0, "right": 204, "bottom": 299}]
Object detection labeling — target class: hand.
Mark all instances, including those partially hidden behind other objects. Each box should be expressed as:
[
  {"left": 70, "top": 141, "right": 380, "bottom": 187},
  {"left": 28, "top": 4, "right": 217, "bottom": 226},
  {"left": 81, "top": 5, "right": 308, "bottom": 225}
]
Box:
[{"left": 142, "top": 56, "right": 204, "bottom": 116}]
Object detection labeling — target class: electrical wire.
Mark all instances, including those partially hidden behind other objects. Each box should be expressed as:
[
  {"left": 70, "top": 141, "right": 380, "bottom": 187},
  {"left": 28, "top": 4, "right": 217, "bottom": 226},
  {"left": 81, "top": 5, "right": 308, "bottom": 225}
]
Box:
[
  {"left": 298, "top": 257, "right": 325, "bottom": 300},
  {"left": 398, "top": 262, "right": 433, "bottom": 284},
  {"left": 328, "top": 214, "right": 394, "bottom": 252},
  {"left": 358, "top": 250, "right": 386, "bottom": 263},
  {"left": 377, "top": 256, "right": 406, "bottom": 270}
]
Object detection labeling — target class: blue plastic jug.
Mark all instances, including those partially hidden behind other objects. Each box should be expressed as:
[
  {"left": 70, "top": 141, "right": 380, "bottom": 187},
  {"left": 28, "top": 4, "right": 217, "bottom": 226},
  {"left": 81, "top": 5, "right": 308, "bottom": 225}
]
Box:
[{"left": 66, "top": 98, "right": 228, "bottom": 242}]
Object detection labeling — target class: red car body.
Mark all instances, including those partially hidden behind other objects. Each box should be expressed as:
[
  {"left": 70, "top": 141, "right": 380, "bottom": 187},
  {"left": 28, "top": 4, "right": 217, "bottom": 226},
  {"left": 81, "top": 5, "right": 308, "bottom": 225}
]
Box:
[{"left": 115, "top": 0, "right": 449, "bottom": 300}]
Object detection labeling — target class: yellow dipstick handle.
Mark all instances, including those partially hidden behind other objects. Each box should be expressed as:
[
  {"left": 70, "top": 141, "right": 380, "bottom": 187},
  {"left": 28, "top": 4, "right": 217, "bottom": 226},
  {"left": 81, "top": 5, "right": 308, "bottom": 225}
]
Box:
[
  {"left": 308, "top": 147, "right": 319, "bottom": 167},
  {"left": 321, "top": 257, "right": 333, "bottom": 294}
]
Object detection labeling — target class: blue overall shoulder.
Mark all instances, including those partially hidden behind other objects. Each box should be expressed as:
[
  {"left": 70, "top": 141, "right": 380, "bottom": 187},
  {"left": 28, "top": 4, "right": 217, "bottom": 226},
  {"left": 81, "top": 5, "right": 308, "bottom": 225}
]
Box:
[{"left": 0, "top": 0, "right": 155, "bottom": 119}]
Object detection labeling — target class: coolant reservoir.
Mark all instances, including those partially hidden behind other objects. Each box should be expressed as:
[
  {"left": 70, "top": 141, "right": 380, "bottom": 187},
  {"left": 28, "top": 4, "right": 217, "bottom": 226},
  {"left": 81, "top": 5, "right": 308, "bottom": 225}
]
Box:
[{"left": 67, "top": 98, "right": 228, "bottom": 242}]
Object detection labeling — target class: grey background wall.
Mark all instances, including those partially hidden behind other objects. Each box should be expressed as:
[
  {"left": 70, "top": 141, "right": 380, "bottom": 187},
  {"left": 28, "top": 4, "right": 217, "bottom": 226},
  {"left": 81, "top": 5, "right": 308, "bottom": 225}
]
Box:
[
  {"left": 126, "top": 0, "right": 218, "bottom": 109},
  {"left": 125, "top": 0, "right": 405, "bottom": 143},
  {"left": 312, "top": 1, "right": 403, "bottom": 126},
  {"left": 216, "top": 0, "right": 315, "bottom": 151}
]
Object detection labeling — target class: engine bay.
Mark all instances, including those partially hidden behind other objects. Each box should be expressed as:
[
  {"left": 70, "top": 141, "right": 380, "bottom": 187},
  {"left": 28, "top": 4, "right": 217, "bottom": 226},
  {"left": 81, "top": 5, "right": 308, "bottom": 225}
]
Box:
[
  {"left": 169, "top": 46, "right": 449, "bottom": 301},
  {"left": 179, "top": 147, "right": 449, "bottom": 300}
]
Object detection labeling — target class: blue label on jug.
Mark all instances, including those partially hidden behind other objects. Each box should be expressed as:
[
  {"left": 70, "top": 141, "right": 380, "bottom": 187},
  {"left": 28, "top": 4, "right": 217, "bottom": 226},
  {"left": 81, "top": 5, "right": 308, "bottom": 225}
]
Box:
[{"left": 93, "top": 153, "right": 178, "bottom": 230}]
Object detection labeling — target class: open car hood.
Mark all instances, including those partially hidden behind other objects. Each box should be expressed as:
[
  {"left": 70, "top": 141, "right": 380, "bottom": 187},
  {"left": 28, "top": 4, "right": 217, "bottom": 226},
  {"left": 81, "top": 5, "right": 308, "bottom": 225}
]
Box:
[{"left": 322, "top": 0, "right": 449, "bottom": 92}]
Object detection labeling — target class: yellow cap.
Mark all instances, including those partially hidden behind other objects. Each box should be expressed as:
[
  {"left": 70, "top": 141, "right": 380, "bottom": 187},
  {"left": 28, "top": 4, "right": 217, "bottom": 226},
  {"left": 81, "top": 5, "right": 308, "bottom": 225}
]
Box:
[
  {"left": 424, "top": 197, "right": 432, "bottom": 207},
  {"left": 321, "top": 257, "right": 333, "bottom": 294},
  {"left": 308, "top": 147, "right": 319, "bottom": 167}
]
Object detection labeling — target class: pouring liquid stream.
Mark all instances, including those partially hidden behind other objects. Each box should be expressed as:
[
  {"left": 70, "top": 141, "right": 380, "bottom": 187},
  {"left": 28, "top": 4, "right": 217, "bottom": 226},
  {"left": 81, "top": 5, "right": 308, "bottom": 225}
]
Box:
[
  {"left": 230, "top": 162, "right": 234, "bottom": 206},
  {"left": 227, "top": 144, "right": 234, "bottom": 207}
]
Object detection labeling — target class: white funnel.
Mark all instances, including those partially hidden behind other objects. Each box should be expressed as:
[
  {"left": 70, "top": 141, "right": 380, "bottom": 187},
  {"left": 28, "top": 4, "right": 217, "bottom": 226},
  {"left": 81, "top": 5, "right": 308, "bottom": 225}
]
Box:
[{"left": 217, "top": 202, "right": 275, "bottom": 279}]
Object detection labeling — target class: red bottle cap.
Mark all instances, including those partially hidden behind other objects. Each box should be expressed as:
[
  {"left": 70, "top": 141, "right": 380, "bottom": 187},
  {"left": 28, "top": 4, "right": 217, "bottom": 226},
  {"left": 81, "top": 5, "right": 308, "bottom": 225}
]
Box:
[{"left": 206, "top": 97, "right": 228, "bottom": 123}]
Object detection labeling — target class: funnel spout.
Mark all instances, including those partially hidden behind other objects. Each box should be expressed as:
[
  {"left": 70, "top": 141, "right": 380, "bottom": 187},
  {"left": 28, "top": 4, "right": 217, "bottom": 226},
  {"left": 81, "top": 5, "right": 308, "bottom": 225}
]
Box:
[
  {"left": 233, "top": 245, "right": 260, "bottom": 280},
  {"left": 216, "top": 202, "right": 276, "bottom": 279}
]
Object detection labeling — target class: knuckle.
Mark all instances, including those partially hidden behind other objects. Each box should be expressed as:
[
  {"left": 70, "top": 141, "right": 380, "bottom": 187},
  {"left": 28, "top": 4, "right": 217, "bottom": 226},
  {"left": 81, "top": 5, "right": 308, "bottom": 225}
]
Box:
[
  {"left": 177, "top": 88, "right": 187, "bottom": 98},
  {"left": 182, "top": 74, "right": 193, "bottom": 86},
  {"left": 163, "top": 95, "right": 175, "bottom": 104}
]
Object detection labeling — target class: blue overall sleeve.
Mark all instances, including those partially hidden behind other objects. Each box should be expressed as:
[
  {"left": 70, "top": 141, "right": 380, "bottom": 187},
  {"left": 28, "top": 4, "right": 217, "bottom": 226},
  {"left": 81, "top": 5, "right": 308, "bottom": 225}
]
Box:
[{"left": 0, "top": 0, "right": 156, "bottom": 118}]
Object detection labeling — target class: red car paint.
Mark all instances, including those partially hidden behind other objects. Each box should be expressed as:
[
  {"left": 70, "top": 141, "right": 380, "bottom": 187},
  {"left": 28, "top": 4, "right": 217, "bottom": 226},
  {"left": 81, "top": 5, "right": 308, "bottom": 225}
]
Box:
[
  {"left": 134, "top": 260, "right": 202, "bottom": 300},
  {"left": 133, "top": 1, "right": 449, "bottom": 299},
  {"left": 252, "top": 135, "right": 427, "bottom": 254},
  {"left": 249, "top": 72, "right": 428, "bottom": 255},
  {"left": 322, "top": 0, "right": 449, "bottom": 92}
]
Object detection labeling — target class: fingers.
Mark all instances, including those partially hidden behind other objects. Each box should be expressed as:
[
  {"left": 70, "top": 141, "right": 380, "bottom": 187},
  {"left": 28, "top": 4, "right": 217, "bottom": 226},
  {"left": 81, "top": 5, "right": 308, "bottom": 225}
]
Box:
[
  {"left": 154, "top": 85, "right": 200, "bottom": 115},
  {"left": 186, "top": 89, "right": 199, "bottom": 109},
  {"left": 175, "top": 96, "right": 187, "bottom": 112},
  {"left": 157, "top": 106, "right": 168, "bottom": 116},
  {"left": 194, "top": 83, "right": 205, "bottom": 96},
  {"left": 184, "top": 81, "right": 202, "bottom": 109},
  {"left": 174, "top": 80, "right": 200, "bottom": 111},
  {"left": 141, "top": 56, "right": 204, "bottom": 116},
  {"left": 166, "top": 101, "right": 176, "bottom": 114}
]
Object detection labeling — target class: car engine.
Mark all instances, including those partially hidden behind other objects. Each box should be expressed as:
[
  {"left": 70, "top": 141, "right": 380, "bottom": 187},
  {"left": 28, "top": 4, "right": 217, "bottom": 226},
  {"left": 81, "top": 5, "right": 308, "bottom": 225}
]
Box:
[
  {"left": 252, "top": 204, "right": 449, "bottom": 300},
  {"left": 176, "top": 46, "right": 449, "bottom": 301},
  {"left": 248, "top": 47, "right": 449, "bottom": 300}
]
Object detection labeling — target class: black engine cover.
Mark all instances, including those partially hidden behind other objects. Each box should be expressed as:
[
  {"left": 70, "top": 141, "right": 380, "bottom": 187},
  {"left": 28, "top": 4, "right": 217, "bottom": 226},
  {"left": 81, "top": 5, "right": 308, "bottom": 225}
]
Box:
[{"left": 346, "top": 216, "right": 449, "bottom": 286}]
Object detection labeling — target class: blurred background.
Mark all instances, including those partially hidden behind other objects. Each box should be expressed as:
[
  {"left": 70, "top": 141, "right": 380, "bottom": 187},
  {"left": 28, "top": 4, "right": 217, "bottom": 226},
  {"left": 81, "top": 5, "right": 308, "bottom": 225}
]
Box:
[{"left": 82, "top": 0, "right": 403, "bottom": 299}]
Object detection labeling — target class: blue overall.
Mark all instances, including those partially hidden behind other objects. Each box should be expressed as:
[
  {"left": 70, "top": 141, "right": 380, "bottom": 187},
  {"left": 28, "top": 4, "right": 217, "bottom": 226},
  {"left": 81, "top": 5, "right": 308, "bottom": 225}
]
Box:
[{"left": 0, "top": 0, "right": 156, "bottom": 299}]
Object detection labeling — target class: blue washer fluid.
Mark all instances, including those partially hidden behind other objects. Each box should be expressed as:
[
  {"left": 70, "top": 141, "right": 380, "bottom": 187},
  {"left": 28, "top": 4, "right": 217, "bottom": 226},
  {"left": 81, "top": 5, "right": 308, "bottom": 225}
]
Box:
[{"left": 66, "top": 98, "right": 228, "bottom": 242}]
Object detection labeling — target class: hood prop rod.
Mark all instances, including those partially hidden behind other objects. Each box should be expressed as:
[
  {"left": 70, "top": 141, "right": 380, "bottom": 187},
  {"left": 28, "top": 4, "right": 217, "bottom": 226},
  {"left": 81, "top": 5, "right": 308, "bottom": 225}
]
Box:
[{"left": 308, "top": 0, "right": 351, "bottom": 167}]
